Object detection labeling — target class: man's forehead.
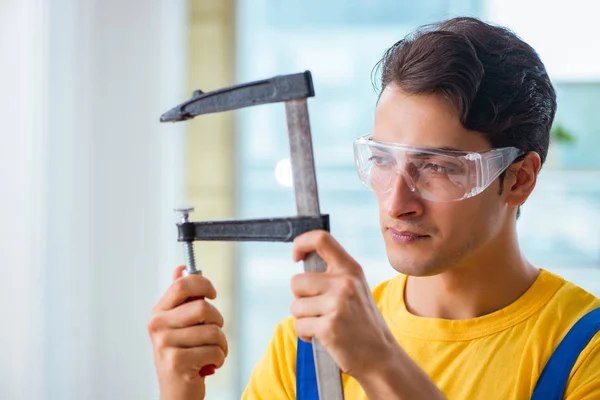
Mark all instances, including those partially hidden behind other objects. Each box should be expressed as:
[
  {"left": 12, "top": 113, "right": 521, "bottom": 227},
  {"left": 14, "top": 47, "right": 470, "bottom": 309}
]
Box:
[
  {"left": 369, "top": 134, "right": 462, "bottom": 151},
  {"left": 369, "top": 128, "right": 482, "bottom": 151},
  {"left": 368, "top": 136, "right": 469, "bottom": 155},
  {"left": 373, "top": 86, "right": 491, "bottom": 152}
]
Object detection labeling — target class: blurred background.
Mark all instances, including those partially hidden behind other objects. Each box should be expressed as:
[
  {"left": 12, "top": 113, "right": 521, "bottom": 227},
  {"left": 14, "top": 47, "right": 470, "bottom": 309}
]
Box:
[{"left": 1, "top": 0, "right": 599, "bottom": 399}]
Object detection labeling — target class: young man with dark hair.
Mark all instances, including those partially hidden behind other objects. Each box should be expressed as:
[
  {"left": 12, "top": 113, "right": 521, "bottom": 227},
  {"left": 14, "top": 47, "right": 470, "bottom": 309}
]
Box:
[{"left": 148, "top": 17, "right": 600, "bottom": 399}]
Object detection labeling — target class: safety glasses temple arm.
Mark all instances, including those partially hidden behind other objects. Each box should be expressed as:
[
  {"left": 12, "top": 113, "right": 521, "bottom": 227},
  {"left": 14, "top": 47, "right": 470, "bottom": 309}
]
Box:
[{"left": 478, "top": 148, "right": 523, "bottom": 187}]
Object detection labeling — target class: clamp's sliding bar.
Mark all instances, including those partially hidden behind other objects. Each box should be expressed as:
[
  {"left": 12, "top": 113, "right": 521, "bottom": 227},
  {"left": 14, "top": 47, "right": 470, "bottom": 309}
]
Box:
[
  {"left": 286, "top": 98, "right": 345, "bottom": 400},
  {"left": 177, "top": 215, "right": 329, "bottom": 243}
]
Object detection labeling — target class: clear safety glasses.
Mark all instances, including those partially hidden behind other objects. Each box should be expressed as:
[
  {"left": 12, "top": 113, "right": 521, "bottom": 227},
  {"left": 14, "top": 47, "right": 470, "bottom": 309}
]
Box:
[{"left": 353, "top": 134, "right": 524, "bottom": 202}]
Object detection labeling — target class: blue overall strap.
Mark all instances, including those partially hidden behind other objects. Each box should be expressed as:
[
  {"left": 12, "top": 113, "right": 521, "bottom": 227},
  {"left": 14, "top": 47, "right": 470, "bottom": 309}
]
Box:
[
  {"left": 531, "top": 307, "right": 600, "bottom": 400},
  {"left": 296, "top": 338, "right": 319, "bottom": 400}
]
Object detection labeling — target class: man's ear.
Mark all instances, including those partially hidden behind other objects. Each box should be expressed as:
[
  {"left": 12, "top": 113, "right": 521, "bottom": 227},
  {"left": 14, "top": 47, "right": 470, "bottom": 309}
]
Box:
[{"left": 504, "top": 152, "right": 541, "bottom": 207}]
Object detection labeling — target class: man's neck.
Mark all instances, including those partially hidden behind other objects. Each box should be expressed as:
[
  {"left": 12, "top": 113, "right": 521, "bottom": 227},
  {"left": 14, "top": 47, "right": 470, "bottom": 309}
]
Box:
[{"left": 403, "top": 233, "right": 539, "bottom": 320}]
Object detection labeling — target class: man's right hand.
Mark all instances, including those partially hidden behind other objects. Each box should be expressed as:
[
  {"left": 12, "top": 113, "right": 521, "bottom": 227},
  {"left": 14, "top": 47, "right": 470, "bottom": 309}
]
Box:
[{"left": 148, "top": 266, "right": 228, "bottom": 400}]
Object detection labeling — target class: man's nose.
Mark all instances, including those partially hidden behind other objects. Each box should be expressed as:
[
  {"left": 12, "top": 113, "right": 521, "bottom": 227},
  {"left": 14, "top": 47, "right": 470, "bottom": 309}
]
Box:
[{"left": 385, "top": 172, "right": 423, "bottom": 219}]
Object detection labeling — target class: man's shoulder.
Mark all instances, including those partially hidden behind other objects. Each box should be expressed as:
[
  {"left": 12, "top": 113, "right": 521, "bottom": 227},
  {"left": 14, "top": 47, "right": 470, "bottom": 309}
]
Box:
[
  {"left": 536, "top": 270, "right": 600, "bottom": 352},
  {"left": 544, "top": 273, "right": 600, "bottom": 396},
  {"left": 543, "top": 269, "right": 600, "bottom": 314}
]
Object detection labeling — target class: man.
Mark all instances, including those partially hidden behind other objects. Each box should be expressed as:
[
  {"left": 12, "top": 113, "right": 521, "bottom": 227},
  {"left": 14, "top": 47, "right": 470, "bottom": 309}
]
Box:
[{"left": 148, "top": 17, "right": 600, "bottom": 399}]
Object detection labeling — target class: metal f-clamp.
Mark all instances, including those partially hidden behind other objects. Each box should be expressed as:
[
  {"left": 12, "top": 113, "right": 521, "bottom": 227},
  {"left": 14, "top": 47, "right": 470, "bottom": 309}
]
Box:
[{"left": 160, "top": 71, "right": 344, "bottom": 399}]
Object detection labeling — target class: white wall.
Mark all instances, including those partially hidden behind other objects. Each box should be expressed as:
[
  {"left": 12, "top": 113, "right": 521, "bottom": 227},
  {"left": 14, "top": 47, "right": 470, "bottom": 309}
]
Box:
[
  {"left": 0, "top": 1, "right": 47, "bottom": 399},
  {"left": 0, "top": 1, "right": 187, "bottom": 399},
  {"left": 486, "top": 0, "right": 600, "bottom": 81}
]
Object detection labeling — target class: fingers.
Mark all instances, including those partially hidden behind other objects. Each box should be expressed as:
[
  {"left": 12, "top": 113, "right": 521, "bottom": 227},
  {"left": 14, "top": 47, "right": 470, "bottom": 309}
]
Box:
[
  {"left": 294, "top": 317, "right": 324, "bottom": 343},
  {"left": 161, "top": 345, "right": 227, "bottom": 374},
  {"left": 291, "top": 275, "right": 364, "bottom": 318},
  {"left": 292, "top": 230, "right": 362, "bottom": 275},
  {"left": 290, "top": 294, "right": 331, "bottom": 318},
  {"left": 292, "top": 230, "right": 345, "bottom": 264},
  {"left": 172, "top": 265, "right": 186, "bottom": 281},
  {"left": 150, "top": 298, "right": 224, "bottom": 331},
  {"left": 154, "top": 273, "right": 217, "bottom": 312},
  {"left": 290, "top": 272, "right": 330, "bottom": 297},
  {"left": 158, "top": 324, "right": 228, "bottom": 356}
]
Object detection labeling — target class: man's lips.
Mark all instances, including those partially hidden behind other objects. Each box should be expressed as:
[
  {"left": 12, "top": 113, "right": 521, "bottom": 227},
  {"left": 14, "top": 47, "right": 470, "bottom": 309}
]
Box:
[{"left": 387, "top": 227, "right": 431, "bottom": 244}]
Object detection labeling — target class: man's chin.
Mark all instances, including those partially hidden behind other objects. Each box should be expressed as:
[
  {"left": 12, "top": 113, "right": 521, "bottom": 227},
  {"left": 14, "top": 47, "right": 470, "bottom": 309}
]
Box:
[
  {"left": 393, "top": 265, "right": 442, "bottom": 277},
  {"left": 383, "top": 236, "right": 446, "bottom": 275},
  {"left": 387, "top": 253, "right": 446, "bottom": 277}
]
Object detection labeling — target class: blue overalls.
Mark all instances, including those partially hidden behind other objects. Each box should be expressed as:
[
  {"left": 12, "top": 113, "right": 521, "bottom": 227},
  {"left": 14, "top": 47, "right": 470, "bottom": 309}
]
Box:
[{"left": 296, "top": 308, "right": 600, "bottom": 399}]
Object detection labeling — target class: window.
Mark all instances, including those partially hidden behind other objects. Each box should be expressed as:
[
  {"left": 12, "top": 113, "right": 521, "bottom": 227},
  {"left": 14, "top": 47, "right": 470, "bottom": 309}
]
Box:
[
  {"left": 235, "top": 0, "right": 484, "bottom": 392},
  {"left": 516, "top": 82, "right": 600, "bottom": 290}
]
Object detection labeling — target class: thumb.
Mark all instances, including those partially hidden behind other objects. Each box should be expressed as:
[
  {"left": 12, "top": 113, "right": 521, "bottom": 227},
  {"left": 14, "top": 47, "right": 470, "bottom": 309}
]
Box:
[
  {"left": 293, "top": 230, "right": 363, "bottom": 275},
  {"left": 172, "top": 265, "right": 186, "bottom": 281}
]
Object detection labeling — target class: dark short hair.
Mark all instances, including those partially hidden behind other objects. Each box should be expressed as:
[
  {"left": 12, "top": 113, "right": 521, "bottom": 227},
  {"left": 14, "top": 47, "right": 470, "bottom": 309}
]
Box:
[{"left": 373, "top": 17, "right": 557, "bottom": 167}]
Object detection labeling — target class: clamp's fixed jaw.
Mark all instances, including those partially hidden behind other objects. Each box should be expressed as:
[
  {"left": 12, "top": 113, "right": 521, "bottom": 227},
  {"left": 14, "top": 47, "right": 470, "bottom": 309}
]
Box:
[{"left": 160, "top": 71, "right": 314, "bottom": 122}]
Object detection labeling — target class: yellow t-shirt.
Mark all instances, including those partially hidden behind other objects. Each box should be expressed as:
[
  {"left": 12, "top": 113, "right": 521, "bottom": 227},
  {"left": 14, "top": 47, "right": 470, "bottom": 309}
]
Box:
[{"left": 242, "top": 269, "right": 600, "bottom": 399}]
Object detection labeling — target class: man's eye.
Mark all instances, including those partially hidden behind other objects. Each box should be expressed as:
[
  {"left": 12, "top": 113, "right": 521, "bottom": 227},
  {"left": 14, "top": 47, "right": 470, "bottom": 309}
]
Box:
[
  {"left": 423, "top": 163, "right": 448, "bottom": 174},
  {"left": 369, "top": 155, "right": 393, "bottom": 167}
]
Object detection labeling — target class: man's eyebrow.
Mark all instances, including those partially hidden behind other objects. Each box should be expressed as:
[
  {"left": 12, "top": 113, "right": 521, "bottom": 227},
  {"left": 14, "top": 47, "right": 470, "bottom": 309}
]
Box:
[
  {"left": 438, "top": 146, "right": 464, "bottom": 152},
  {"left": 372, "top": 142, "right": 468, "bottom": 154},
  {"left": 371, "top": 145, "right": 392, "bottom": 154},
  {"left": 410, "top": 147, "right": 466, "bottom": 157}
]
